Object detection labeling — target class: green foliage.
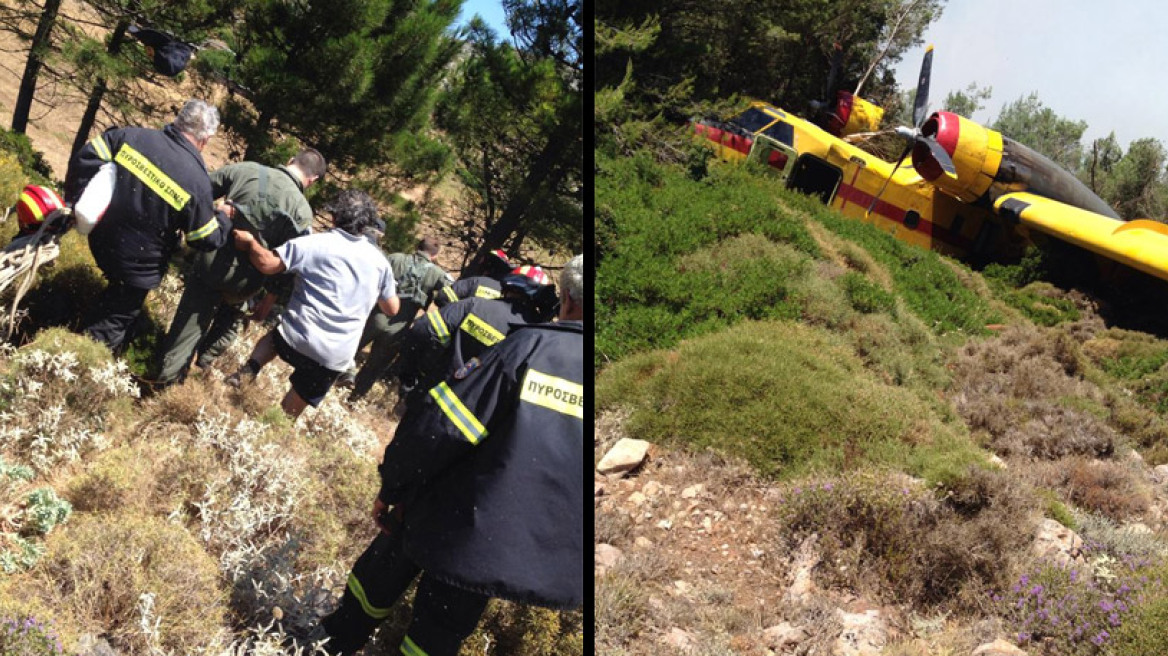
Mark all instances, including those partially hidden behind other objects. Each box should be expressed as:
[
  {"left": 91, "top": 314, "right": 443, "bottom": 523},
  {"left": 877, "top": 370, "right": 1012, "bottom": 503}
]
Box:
[
  {"left": 991, "top": 92, "right": 1088, "bottom": 172},
  {"left": 20, "top": 489, "right": 70, "bottom": 537},
  {"left": 988, "top": 281, "right": 1081, "bottom": 327},
  {"left": 802, "top": 194, "right": 1001, "bottom": 335},
  {"left": 1102, "top": 138, "right": 1168, "bottom": 220},
  {"left": 469, "top": 603, "right": 583, "bottom": 656},
  {"left": 597, "top": 320, "right": 983, "bottom": 483},
  {"left": 0, "top": 535, "right": 43, "bottom": 574},
  {"left": 941, "top": 82, "right": 992, "bottom": 120},
  {"left": 0, "top": 127, "right": 52, "bottom": 186},
  {"left": 1112, "top": 589, "right": 1168, "bottom": 655},
  {"left": 1039, "top": 488, "right": 1078, "bottom": 530},
  {"left": 840, "top": 271, "right": 895, "bottom": 314},
  {"left": 220, "top": 0, "right": 463, "bottom": 174},
  {"left": 596, "top": 0, "right": 942, "bottom": 120},
  {"left": 596, "top": 154, "right": 824, "bottom": 365},
  {"left": 0, "top": 615, "right": 63, "bottom": 655}
]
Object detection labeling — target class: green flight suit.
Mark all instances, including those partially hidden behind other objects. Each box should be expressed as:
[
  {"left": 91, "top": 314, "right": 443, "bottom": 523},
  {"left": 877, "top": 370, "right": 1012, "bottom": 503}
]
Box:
[
  {"left": 349, "top": 251, "right": 453, "bottom": 399},
  {"left": 156, "top": 162, "right": 313, "bottom": 384}
]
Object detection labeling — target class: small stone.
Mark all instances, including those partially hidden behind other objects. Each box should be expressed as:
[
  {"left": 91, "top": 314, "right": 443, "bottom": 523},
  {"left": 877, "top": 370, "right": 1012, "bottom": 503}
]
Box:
[
  {"left": 657, "top": 519, "right": 673, "bottom": 530},
  {"left": 642, "top": 481, "right": 662, "bottom": 497},
  {"left": 971, "top": 638, "right": 1028, "bottom": 656},
  {"left": 595, "top": 543, "right": 623, "bottom": 570},
  {"left": 681, "top": 484, "right": 704, "bottom": 499},
  {"left": 628, "top": 491, "right": 647, "bottom": 506},
  {"left": 635, "top": 536, "right": 653, "bottom": 548},
  {"left": 702, "top": 517, "right": 713, "bottom": 532},
  {"left": 662, "top": 627, "right": 696, "bottom": 651},
  {"left": 597, "top": 438, "right": 651, "bottom": 475},
  {"left": 272, "top": 606, "right": 284, "bottom": 621}
]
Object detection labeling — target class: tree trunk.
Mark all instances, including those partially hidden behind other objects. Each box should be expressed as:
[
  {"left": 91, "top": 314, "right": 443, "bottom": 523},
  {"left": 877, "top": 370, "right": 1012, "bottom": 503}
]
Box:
[
  {"left": 12, "top": 0, "right": 62, "bottom": 134},
  {"left": 70, "top": 19, "right": 129, "bottom": 158},
  {"left": 244, "top": 109, "right": 276, "bottom": 161},
  {"left": 466, "top": 121, "right": 573, "bottom": 274}
]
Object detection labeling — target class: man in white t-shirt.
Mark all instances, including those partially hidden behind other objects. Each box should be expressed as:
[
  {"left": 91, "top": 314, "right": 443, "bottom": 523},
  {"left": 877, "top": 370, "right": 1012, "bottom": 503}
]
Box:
[{"left": 227, "top": 190, "right": 400, "bottom": 418}]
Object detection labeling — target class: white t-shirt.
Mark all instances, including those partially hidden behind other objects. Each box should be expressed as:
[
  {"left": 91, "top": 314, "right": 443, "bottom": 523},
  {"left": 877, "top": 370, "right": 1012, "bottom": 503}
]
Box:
[{"left": 274, "top": 229, "right": 396, "bottom": 371}]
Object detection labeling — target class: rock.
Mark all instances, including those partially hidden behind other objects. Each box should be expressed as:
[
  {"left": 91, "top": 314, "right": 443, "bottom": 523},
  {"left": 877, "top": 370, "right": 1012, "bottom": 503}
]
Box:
[
  {"left": 76, "top": 635, "right": 118, "bottom": 656},
  {"left": 595, "top": 543, "right": 623, "bottom": 573},
  {"left": 988, "top": 454, "right": 1007, "bottom": 469},
  {"left": 1153, "top": 464, "right": 1168, "bottom": 485},
  {"left": 786, "top": 534, "right": 820, "bottom": 603},
  {"left": 628, "top": 491, "right": 648, "bottom": 506},
  {"left": 272, "top": 606, "right": 284, "bottom": 621},
  {"left": 662, "top": 627, "right": 696, "bottom": 652},
  {"left": 642, "top": 480, "right": 662, "bottom": 497},
  {"left": 634, "top": 536, "right": 653, "bottom": 548},
  {"left": 833, "top": 609, "right": 888, "bottom": 656},
  {"left": 1032, "top": 518, "right": 1083, "bottom": 565},
  {"left": 763, "top": 622, "right": 808, "bottom": 651},
  {"left": 597, "top": 438, "right": 651, "bottom": 475},
  {"left": 681, "top": 483, "right": 705, "bottom": 499},
  {"left": 972, "top": 638, "right": 1028, "bottom": 655}
]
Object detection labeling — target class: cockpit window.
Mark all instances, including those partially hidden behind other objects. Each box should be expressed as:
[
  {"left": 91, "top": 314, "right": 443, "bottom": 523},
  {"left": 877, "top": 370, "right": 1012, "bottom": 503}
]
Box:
[
  {"left": 729, "top": 108, "right": 776, "bottom": 134},
  {"left": 761, "top": 121, "right": 794, "bottom": 146}
]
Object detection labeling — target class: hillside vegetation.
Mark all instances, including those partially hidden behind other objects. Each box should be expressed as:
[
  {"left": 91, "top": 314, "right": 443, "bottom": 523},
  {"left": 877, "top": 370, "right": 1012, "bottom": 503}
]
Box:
[{"left": 595, "top": 146, "right": 1168, "bottom": 656}]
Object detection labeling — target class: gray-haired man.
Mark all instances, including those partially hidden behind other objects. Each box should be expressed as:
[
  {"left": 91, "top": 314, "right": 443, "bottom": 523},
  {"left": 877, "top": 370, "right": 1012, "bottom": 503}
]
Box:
[{"left": 64, "top": 99, "right": 231, "bottom": 353}]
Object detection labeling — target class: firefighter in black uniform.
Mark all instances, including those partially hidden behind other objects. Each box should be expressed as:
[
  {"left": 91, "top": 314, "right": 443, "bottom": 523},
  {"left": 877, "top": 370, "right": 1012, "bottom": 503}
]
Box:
[
  {"left": 432, "top": 248, "right": 513, "bottom": 307},
  {"left": 393, "top": 265, "right": 556, "bottom": 411},
  {"left": 64, "top": 99, "right": 231, "bottom": 353},
  {"left": 317, "top": 254, "right": 584, "bottom": 656}
]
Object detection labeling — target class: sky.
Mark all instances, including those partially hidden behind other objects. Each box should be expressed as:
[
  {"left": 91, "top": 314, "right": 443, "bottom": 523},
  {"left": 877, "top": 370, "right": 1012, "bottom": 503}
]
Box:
[
  {"left": 892, "top": 0, "right": 1167, "bottom": 149},
  {"left": 456, "top": 0, "right": 510, "bottom": 37}
]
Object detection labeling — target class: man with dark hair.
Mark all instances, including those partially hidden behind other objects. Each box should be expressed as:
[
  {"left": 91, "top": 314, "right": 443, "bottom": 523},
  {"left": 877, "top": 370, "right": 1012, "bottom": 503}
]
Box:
[
  {"left": 226, "top": 190, "right": 399, "bottom": 418},
  {"left": 316, "top": 254, "right": 584, "bottom": 656},
  {"left": 64, "top": 99, "right": 231, "bottom": 353},
  {"left": 346, "top": 236, "right": 454, "bottom": 401},
  {"left": 433, "top": 248, "right": 512, "bottom": 308},
  {"left": 154, "top": 148, "right": 327, "bottom": 386}
]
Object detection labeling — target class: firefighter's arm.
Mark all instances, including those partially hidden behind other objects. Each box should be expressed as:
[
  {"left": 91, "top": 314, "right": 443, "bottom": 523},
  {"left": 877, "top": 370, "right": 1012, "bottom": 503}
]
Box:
[
  {"left": 233, "top": 229, "right": 286, "bottom": 274},
  {"left": 64, "top": 129, "right": 119, "bottom": 203},
  {"left": 184, "top": 206, "right": 232, "bottom": 251},
  {"left": 377, "top": 340, "right": 519, "bottom": 505}
]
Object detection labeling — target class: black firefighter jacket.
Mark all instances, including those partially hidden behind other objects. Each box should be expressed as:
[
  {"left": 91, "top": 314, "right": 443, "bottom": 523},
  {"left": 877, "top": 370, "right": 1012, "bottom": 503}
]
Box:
[
  {"left": 64, "top": 124, "right": 230, "bottom": 289},
  {"left": 434, "top": 275, "right": 502, "bottom": 307},
  {"left": 378, "top": 320, "right": 584, "bottom": 609}
]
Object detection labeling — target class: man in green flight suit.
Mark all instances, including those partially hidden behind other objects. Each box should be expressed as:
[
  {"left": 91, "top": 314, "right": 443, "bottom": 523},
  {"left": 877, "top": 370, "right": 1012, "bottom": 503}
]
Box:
[
  {"left": 346, "top": 236, "right": 454, "bottom": 401},
  {"left": 154, "top": 148, "right": 327, "bottom": 387}
]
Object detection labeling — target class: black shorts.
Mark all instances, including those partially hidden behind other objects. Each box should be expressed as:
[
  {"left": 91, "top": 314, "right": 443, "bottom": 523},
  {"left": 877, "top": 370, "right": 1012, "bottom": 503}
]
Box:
[{"left": 273, "top": 330, "right": 342, "bottom": 406}]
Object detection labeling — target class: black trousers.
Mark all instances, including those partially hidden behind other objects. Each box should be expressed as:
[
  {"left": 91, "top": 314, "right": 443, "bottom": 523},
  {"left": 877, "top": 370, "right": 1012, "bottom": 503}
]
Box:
[
  {"left": 322, "top": 523, "right": 489, "bottom": 656},
  {"left": 84, "top": 280, "right": 150, "bottom": 354}
]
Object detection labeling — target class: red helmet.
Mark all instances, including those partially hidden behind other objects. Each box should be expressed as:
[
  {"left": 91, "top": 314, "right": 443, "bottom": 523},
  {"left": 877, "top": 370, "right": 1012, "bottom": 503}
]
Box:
[
  {"left": 16, "top": 184, "right": 64, "bottom": 231},
  {"left": 488, "top": 249, "right": 511, "bottom": 266},
  {"left": 511, "top": 264, "right": 549, "bottom": 286}
]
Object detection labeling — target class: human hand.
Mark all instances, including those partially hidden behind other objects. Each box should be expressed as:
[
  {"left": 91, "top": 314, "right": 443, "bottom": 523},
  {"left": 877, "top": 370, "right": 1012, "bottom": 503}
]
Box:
[{"left": 232, "top": 228, "right": 256, "bottom": 250}]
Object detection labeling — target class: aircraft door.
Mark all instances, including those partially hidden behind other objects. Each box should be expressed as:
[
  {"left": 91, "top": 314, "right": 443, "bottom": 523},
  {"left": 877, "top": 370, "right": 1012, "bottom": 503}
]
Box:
[
  {"left": 787, "top": 154, "right": 842, "bottom": 205},
  {"left": 747, "top": 134, "right": 797, "bottom": 181}
]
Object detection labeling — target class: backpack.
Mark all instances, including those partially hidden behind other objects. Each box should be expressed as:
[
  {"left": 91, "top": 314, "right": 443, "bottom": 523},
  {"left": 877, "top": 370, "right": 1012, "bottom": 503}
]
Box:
[{"left": 396, "top": 254, "right": 435, "bottom": 308}]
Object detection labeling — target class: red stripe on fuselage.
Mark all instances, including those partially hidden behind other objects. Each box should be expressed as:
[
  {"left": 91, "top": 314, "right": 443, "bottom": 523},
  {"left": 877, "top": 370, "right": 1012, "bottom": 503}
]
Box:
[{"left": 834, "top": 181, "right": 975, "bottom": 252}]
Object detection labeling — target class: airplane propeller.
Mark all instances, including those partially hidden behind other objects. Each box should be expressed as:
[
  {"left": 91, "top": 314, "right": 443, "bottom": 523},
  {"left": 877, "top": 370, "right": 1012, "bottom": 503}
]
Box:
[{"left": 865, "top": 45, "right": 956, "bottom": 217}]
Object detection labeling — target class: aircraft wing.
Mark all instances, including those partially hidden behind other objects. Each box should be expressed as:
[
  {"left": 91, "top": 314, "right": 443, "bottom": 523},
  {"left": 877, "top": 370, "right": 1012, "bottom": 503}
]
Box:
[{"left": 994, "top": 191, "right": 1168, "bottom": 283}]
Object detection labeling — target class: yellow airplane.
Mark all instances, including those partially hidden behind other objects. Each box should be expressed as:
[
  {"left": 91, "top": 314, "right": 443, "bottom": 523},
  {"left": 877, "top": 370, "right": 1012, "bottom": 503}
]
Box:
[{"left": 693, "top": 46, "right": 1168, "bottom": 284}]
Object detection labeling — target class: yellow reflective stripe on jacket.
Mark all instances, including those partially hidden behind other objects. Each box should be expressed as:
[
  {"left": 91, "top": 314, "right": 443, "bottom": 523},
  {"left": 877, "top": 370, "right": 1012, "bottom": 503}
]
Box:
[
  {"left": 186, "top": 215, "right": 220, "bottom": 241},
  {"left": 90, "top": 135, "right": 113, "bottom": 161},
  {"left": 474, "top": 285, "right": 501, "bottom": 299},
  {"left": 459, "top": 312, "right": 505, "bottom": 347},
  {"left": 441, "top": 285, "right": 458, "bottom": 302},
  {"left": 401, "top": 635, "right": 428, "bottom": 656},
  {"left": 114, "top": 143, "right": 191, "bottom": 211},
  {"left": 426, "top": 309, "right": 450, "bottom": 345},
  {"left": 347, "top": 572, "right": 392, "bottom": 619},
  {"left": 430, "top": 381, "right": 487, "bottom": 444},
  {"left": 520, "top": 368, "right": 584, "bottom": 419}
]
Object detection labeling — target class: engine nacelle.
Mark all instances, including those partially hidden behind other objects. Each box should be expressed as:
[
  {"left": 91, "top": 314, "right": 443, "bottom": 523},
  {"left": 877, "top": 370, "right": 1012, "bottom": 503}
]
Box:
[
  {"left": 912, "top": 111, "right": 1002, "bottom": 203},
  {"left": 913, "top": 111, "right": 1119, "bottom": 219}
]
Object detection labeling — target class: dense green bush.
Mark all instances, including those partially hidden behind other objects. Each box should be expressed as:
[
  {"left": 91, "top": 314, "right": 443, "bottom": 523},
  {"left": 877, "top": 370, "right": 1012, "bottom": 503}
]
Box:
[{"left": 597, "top": 319, "right": 984, "bottom": 483}]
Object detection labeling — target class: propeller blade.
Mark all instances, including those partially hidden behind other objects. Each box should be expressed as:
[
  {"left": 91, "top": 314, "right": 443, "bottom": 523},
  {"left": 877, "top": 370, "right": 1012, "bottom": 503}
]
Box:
[
  {"left": 825, "top": 43, "right": 843, "bottom": 101},
  {"left": 912, "top": 45, "right": 934, "bottom": 128},
  {"left": 918, "top": 135, "right": 956, "bottom": 176},
  {"left": 866, "top": 143, "right": 914, "bottom": 217}
]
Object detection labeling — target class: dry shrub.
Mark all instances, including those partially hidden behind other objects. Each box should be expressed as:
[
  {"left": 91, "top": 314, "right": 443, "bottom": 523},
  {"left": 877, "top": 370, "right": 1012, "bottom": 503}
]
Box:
[
  {"left": 468, "top": 603, "right": 583, "bottom": 656},
  {"left": 67, "top": 444, "right": 162, "bottom": 513},
  {"left": 951, "top": 325, "right": 1115, "bottom": 460},
  {"left": 1032, "top": 457, "right": 1150, "bottom": 521},
  {"left": 774, "top": 468, "right": 1035, "bottom": 611},
  {"left": 291, "top": 436, "right": 379, "bottom": 569},
  {"left": 32, "top": 511, "right": 226, "bottom": 654}
]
